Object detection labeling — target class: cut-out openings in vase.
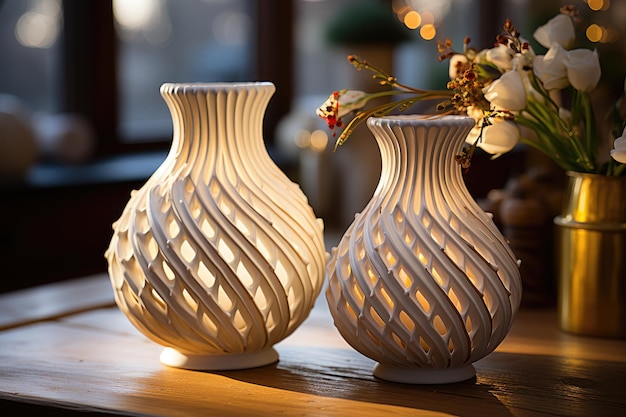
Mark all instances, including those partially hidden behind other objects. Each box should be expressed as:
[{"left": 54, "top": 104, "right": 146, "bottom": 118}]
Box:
[
  {"left": 106, "top": 82, "right": 327, "bottom": 371},
  {"left": 326, "top": 115, "right": 522, "bottom": 384}
]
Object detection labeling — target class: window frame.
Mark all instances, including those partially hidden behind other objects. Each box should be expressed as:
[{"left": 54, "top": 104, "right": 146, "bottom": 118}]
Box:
[{"left": 60, "top": 0, "right": 293, "bottom": 158}]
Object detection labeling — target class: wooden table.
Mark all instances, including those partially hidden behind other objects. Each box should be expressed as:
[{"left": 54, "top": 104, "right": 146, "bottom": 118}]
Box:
[{"left": 1, "top": 274, "right": 625, "bottom": 416}]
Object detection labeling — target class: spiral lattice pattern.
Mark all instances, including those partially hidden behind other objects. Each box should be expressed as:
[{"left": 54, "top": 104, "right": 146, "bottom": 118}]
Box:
[
  {"left": 326, "top": 115, "right": 522, "bottom": 381},
  {"left": 106, "top": 83, "right": 326, "bottom": 362}
]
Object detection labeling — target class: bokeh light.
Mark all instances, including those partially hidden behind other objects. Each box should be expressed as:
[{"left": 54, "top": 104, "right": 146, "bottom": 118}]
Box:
[
  {"left": 403, "top": 11, "right": 422, "bottom": 30},
  {"left": 586, "top": 0, "right": 610, "bottom": 12},
  {"left": 420, "top": 24, "right": 436, "bottom": 41},
  {"left": 310, "top": 130, "right": 329, "bottom": 152},
  {"left": 15, "top": 0, "right": 61, "bottom": 49}
]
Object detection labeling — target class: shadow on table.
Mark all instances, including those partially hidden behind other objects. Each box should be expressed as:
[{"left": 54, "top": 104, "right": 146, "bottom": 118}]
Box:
[
  {"left": 217, "top": 346, "right": 513, "bottom": 417},
  {"left": 214, "top": 347, "right": 626, "bottom": 417}
]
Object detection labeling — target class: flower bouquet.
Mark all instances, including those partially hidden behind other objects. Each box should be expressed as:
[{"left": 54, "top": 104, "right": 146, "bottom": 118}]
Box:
[
  {"left": 318, "top": 4, "right": 626, "bottom": 339},
  {"left": 317, "top": 5, "right": 626, "bottom": 176}
]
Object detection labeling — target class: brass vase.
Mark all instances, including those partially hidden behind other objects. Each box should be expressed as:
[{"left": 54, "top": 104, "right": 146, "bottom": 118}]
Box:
[{"left": 554, "top": 171, "right": 626, "bottom": 338}]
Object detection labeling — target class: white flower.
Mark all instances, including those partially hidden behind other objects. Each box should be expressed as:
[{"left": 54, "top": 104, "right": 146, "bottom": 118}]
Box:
[
  {"left": 316, "top": 89, "right": 367, "bottom": 123},
  {"left": 512, "top": 43, "right": 535, "bottom": 71},
  {"left": 563, "top": 49, "right": 601, "bottom": 93},
  {"left": 610, "top": 127, "right": 626, "bottom": 164},
  {"left": 449, "top": 54, "right": 469, "bottom": 79},
  {"left": 316, "top": 89, "right": 369, "bottom": 133},
  {"left": 485, "top": 44, "right": 514, "bottom": 72},
  {"left": 483, "top": 70, "right": 527, "bottom": 111},
  {"left": 336, "top": 90, "right": 368, "bottom": 117},
  {"left": 533, "top": 43, "right": 569, "bottom": 90},
  {"left": 466, "top": 105, "right": 484, "bottom": 124},
  {"left": 533, "top": 14, "right": 575, "bottom": 50},
  {"left": 466, "top": 118, "right": 520, "bottom": 155}
]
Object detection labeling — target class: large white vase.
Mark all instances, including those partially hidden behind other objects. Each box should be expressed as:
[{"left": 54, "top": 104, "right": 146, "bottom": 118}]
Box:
[
  {"left": 106, "top": 82, "right": 327, "bottom": 370},
  {"left": 326, "top": 115, "right": 522, "bottom": 384}
]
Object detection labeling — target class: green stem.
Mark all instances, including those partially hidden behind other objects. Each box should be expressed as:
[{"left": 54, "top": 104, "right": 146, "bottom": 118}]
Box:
[
  {"left": 576, "top": 90, "right": 598, "bottom": 166},
  {"left": 335, "top": 91, "right": 452, "bottom": 148},
  {"left": 518, "top": 89, "right": 597, "bottom": 172}
]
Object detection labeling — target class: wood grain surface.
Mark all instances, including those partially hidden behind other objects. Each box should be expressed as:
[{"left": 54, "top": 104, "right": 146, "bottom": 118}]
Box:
[{"left": 1, "top": 274, "right": 625, "bottom": 416}]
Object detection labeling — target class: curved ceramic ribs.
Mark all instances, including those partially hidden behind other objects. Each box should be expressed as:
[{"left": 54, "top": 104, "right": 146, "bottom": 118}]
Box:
[
  {"left": 106, "top": 83, "right": 326, "bottom": 369},
  {"left": 326, "top": 115, "right": 522, "bottom": 383}
]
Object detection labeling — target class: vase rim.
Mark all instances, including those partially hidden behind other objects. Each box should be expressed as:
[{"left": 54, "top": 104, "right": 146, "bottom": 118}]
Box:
[
  {"left": 565, "top": 170, "right": 626, "bottom": 181},
  {"left": 368, "top": 114, "right": 474, "bottom": 127},
  {"left": 160, "top": 82, "right": 275, "bottom": 93}
]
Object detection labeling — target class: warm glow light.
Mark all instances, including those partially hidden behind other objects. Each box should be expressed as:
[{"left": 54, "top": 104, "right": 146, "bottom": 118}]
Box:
[
  {"left": 218, "top": 239, "right": 234, "bottom": 263},
  {"left": 419, "top": 336, "right": 430, "bottom": 352},
  {"left": 448, "top": 288, "right": 462, "bottom": 312},
  {"left": 386, "top": 251, "right": 397, "bottom": 265},
  {"left": 420, "top": 23, "right": 436, "bottom": 40},
  {"left": 587, "top": 0, "right": 609, "bottom": 11},
  {"left": 310, "top": 129, "right": 328, "bottom": 152},
  {"left": 416, "top": 290, "right": 430, "bottom": 312},
  {"left": 586, "top": 24, "right": 618, "bottom": 44},
  {"left": 198, "top": 261, "right": 216, "bottom": 288},
  {"left": 399, "top": 268, "right": 412, "bottom": 289},
  {"left": 403, "top": 11, "right": 422, "bottom": 29},
  {"left": 367, "top": 268, "right": 377, "bottom": 285},
  {"left": 379, "top": 287, "right": 395, "bottom": 310},
  {"left": 294, "top": 129, "right": 311, "bottom": 148},
  {"left": 181, "top": 240, "right": 196, "bottom": 263},
  {"left": 399, "top": 310, "right": 415, "bottom": 331},
  {"left": 236, "top": 262, "right": 254, "bottom": 287},
  {"left": 431, "top": 266, "right": 444, "bottom": 286},
  {"left": 586, "top": 24, "right": 603, "bottom": 42},
  {"left": 433, "top": 314, "right": 447, "bottom": 335},
  {"left": 370, "top": 306, "right": 385, "bottom": 327},
  {"left": 353, "top": 283, "right": 365, "bottom": 305}
]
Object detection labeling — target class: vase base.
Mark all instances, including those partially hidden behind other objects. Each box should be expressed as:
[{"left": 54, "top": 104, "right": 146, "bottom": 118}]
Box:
[
  {"left": 373, "top": 363, "right": 476, "bottom": 384},
  {"left": 160, "top": 347, "right": 279, "bottom": 371}
]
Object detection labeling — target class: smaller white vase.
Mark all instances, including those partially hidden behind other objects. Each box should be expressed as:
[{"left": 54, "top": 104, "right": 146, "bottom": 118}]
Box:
[{"left": 326, "top": 115, "right": 522, "bottom": 384}]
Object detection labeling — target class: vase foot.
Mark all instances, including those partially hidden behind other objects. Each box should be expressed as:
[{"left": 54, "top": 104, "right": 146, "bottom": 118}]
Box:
[
  {"left": 373, "top": 363, "right": 476, "bottom": 384},
  {"left": 160, "top": 347, "right": 279, "bottom": 371}
]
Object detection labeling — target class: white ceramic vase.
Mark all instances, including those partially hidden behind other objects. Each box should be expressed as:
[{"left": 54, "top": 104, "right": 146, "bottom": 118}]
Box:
[
  {"left": 326, "top": 115, "right": 522, "bottom": 384},
  {"left": 106, "top": 82, "right": 327, "bottom": 370}
]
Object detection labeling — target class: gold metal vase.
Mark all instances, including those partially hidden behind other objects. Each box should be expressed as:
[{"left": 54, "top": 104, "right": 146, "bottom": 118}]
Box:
[{"left": 554, "top": 171, "right": 626, "bottom": 338}]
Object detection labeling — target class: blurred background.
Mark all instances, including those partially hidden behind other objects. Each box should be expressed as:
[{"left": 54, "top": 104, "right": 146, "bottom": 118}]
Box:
[{"left": 0, "top": 0, "right": 624, "bottom": 294}]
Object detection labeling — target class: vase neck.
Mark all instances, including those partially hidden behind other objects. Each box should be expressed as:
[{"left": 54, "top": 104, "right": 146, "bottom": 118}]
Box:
[
  {"left": 160, "top": 83, "right": 275, "bottom": 168},
  {"left": 367, "top": 116, "right": 475, "bottom": 203}
]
